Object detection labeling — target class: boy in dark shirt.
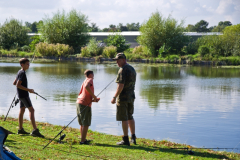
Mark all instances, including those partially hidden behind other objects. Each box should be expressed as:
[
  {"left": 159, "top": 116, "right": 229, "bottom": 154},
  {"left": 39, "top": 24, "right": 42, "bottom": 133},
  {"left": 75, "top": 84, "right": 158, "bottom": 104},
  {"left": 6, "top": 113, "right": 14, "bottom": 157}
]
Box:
[{"left": 13, "top": 58, "right": 44, "bottom": 138}]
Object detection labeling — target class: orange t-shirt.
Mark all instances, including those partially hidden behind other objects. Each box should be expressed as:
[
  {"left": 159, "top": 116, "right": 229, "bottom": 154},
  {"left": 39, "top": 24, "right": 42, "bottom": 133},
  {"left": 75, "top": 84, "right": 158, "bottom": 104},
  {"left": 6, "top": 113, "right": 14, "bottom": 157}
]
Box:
[{"left": 76, "top": 78, "right": 94, "bottom": 107}]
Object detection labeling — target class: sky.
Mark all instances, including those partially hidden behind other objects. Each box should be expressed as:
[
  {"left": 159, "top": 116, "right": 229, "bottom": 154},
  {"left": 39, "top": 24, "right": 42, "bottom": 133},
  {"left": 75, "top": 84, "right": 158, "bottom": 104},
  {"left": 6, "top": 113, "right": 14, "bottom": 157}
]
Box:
[{"left": 0, "top": 0, "right": 239, "bottom": 29}]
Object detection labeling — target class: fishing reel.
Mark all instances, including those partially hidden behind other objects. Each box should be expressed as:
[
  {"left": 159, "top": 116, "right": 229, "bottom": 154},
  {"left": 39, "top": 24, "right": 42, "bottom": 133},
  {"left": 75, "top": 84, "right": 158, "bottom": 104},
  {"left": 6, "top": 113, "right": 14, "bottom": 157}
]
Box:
[
  {"left": 13, "top": 98, "right": 19, "bottom": 107},
  {"left": 58, "top": 133, "right": 66, "bottom": 144}
]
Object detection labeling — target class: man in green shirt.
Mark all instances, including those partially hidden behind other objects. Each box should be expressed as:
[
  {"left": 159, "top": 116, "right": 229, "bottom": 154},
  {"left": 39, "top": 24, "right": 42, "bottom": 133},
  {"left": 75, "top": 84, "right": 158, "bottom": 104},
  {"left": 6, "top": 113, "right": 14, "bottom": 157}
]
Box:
[{"left": 111, "top": 53, "right": 137, "bottom": 146}]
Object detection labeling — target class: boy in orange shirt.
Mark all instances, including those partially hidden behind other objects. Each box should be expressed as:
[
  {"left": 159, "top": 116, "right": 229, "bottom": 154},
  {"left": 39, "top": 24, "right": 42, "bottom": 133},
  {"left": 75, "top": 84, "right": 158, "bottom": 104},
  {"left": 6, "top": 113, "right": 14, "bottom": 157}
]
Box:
[{"left": 76, "top": 70, "right": 100, "bottom": 144}]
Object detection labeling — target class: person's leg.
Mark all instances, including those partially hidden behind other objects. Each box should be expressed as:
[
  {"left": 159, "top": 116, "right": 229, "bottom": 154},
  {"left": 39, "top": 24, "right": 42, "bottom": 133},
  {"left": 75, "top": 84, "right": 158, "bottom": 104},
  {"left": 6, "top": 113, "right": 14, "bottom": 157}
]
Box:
[
  {"left": 27, "top": 107, "right": 37, "bottom": 130},
  {"left": 128, "top": 119, "right": 135, "bottom": 135},
  {"left": 122, "top": 121, "right": 128, "bottom": 136},
  {"left": 81, "top": 126, "right": 89, "bottom": 142},
  {"left": 18, "top": 107, "right": 25, "bottom": 130},
  {"left": 80, "top": 125, "right": 83, "bottom": 135},
  {"left": 128, "top": 100, "right": 136, "bottom": 144},
  {"left": 116, "top": 102, "right": 130, "bottom": 146}
]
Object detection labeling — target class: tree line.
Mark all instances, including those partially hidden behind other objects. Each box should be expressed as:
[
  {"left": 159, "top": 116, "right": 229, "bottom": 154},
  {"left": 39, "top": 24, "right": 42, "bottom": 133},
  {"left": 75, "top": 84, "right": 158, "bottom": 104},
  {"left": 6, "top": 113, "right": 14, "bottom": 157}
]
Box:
[
  {"left": 0, "top": 9, "right": 239, "bottom": 64},
  {"left": 24, "top": 19, "right": 232, "bottom": 33}
]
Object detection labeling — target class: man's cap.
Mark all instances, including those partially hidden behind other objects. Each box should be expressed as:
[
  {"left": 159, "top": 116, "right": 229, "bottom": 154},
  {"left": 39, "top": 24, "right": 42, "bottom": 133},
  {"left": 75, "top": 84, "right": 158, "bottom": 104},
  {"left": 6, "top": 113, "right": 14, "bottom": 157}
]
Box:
[{"left": 112, "top": 53, "right": 126, "bottom": 60}]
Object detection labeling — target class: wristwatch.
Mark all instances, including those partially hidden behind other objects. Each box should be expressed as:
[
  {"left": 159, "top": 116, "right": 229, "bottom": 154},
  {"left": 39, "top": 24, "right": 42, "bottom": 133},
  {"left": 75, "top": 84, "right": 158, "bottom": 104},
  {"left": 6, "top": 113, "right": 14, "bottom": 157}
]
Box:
[{"left": 113, "top": 97, "right": 116, "bottom": 99}]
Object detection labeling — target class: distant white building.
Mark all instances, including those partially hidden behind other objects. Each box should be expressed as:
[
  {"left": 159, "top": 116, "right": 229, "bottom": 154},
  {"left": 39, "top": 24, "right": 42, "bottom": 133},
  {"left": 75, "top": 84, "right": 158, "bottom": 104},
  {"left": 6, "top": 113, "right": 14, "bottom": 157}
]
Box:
[{"left": 28, "top": 32, "right": 222, "bottom": 48}]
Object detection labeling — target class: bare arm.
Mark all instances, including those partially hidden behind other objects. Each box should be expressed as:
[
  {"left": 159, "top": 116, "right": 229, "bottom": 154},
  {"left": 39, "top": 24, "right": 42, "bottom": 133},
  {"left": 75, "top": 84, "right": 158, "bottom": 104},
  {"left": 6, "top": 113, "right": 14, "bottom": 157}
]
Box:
[
  {"left": 13, "top": 79, "right": 17, "bottom": 85},
  {"left": 84, "top": 82, "right": 99, "bottom": 102},
  {"left": 16, "top": 80, "right": 34, "bottom": 93},
  {"left": 111, "top": 83, "right": 124, "bottom": 104}
]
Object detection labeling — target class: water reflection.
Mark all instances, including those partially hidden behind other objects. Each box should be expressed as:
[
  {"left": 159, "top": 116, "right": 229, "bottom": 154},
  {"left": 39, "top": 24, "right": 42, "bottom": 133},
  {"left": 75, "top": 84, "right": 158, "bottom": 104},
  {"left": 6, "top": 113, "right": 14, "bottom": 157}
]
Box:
[
  {"left": 140, "top": 84, "right": 184, "bottom": 108},
  {"left": 185, "top": 66, "right": 240, "bottom": 78},
  {"left": 138, "top": 65, "right": 185, "bottom": 108}
]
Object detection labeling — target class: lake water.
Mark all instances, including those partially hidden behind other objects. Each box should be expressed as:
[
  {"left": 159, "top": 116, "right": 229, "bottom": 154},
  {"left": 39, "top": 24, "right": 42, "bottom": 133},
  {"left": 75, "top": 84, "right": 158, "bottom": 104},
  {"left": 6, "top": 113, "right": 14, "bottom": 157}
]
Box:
[{"left": 0, "top": 62, "right": 239, "bottom": 152}]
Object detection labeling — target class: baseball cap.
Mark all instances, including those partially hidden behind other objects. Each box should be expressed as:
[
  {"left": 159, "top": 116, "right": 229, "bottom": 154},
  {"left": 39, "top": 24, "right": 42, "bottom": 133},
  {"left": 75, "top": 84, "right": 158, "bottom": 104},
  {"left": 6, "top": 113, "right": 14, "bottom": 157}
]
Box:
[{"left": 112, "top": 53, "right": 126, "bottom": 60}]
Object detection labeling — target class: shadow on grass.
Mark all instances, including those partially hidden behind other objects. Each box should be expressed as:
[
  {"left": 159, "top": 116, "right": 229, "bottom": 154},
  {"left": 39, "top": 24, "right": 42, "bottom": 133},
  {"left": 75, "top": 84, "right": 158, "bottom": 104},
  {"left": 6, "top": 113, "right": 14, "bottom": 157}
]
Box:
[
  {"left": 37, "top": 144, "right": 102, "bottom": 159},
  {"left": 94, "top": 143, "right": 228, "bottom": 159}
]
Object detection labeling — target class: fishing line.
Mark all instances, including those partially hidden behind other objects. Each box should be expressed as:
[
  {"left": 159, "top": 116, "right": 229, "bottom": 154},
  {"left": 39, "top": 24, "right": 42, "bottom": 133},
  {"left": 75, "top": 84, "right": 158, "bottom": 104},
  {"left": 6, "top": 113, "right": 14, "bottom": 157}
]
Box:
[{"left": 231, "top": 141, "right": 240, "bottom": 152}]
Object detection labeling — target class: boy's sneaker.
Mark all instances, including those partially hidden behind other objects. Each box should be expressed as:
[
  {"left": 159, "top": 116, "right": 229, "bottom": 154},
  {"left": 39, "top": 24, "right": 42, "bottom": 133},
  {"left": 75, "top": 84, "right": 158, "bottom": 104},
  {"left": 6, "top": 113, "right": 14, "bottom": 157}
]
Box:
[
  {"left": 18, "top": 128, "right": 29, "bottom": 135},
  {"left": 131, "top": 134, "right": 137, "bottom": 145},
  {"left": 30, "top": 129, "right": 44, "bottom": 138},
  {"left": 117, "top": 136, "right": 130, "bottom": 146}
]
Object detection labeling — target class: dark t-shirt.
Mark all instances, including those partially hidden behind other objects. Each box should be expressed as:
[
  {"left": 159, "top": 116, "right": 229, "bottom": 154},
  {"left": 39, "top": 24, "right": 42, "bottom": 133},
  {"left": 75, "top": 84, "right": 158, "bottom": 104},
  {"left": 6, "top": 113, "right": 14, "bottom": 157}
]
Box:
[
  {"left": 16, "top": 69, "right": 29, "bottom": 98},
  {"left": 116, "top": 64, "right": 136, "bottom": 102}
]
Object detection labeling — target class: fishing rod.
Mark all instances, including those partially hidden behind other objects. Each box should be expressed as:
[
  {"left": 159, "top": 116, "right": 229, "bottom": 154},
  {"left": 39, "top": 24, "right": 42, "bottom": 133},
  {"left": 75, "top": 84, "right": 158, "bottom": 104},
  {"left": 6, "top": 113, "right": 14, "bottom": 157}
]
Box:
[
  {"left": 43, "top": 77, "right": 116, "bottom": 149},
  {"left": 34, "top": 92, "right": 47, "bottom": 101},
  {"left": 4, "top": 52, "right": 37, "bottom": 121},
  {"left": 4, "top": 93, "right": 18, "bottom": 121}
]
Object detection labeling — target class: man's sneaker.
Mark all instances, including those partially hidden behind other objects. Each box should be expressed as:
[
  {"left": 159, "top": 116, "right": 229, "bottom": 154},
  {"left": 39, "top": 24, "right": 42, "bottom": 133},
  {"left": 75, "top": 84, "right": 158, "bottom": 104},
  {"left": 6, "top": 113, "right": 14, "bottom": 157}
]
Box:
[
  {"left": 85, "top": 139, "right": 92, "bottom": 143},
  {"left": 80, "top": 140, "right": 90, "bottom": 145},
  {"left": 131, "top": 134, "right": 137, "bottom": 145},
  {"left": 79, "top": 140, "right": 89, "bottom": 145},
  {"left": 30, "top": 129, "right": 44, "bottom": 138},
  {"left": 117, "top": 136, "right": 130, "bottom": 146},
  {"left": 18, "top": 128, "right": 29, "bottom": 135}
]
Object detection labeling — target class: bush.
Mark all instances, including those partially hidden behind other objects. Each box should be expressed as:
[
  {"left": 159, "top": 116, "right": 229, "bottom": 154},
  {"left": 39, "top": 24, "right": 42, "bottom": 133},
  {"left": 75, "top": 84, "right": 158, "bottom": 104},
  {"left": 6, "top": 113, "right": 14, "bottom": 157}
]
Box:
[
  {"left": 167, "top": 55, "right": 180, "bottom": 63},
  {"left": 80, "top": 46, "right": 90, "bottom": 57},
  {"left": 29, "top": 35, "right": 42, "bottom": 51},
  {"left": 137, "top": 11, "right": 189, "bottom": 57},
  {"left": 0, "top": 18, "right": 29, "bottom": 50},
  {"left": 87, "top": 38, "right": 103, "bottom": 56},
  {"left": 195, "top": 24, "right": 240, "bottom": 57},
  {"left": 20, "top": 45, "right": 31, "bottom": 52},
  {"left": 198, "top": 45, "right": 210, "bottom": 57},
  {"left": 132, "top": 46, "right": 151, "bottom": 58},
  {"left": 185, "top": 42, "right": 198, "bottom": 55},
  {"left": 233, "top": 37, "right": 240, "bottom": 56},
  {"left": 102, "top": 46, "right": 117, "bottom": 58},
  {"left": 104, "top": 33, "right": 130, "bottom": 52},
  {"left": 38, "top": 9, "right": 90, "bottom": 52},
  {"left": 35, "top": 42, "right": 74, "bottom": 57}
]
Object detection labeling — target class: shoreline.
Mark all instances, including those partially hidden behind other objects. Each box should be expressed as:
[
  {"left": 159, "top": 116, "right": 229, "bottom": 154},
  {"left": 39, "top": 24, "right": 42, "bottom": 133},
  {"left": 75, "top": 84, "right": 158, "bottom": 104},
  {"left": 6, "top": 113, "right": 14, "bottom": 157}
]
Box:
[
  {"left": 1, "top": 55, "right": 239, "bottom": 66},
  {"left": 1, "top": 116, "right": 239, "bottom": 159}
]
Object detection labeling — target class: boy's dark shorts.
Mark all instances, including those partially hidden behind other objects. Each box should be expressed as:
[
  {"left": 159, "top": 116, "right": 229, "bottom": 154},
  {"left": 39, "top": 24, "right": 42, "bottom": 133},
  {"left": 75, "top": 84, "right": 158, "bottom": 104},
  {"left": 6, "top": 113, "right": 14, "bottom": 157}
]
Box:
[
  {"left": 76, "top": 103, "right": 92, "bottom": 126},
  {"left": 19, "top": 97, "right": 32, "bottom": 108},
  {"left": 116, "top": 99, "right": 134, "bottom": 121}
]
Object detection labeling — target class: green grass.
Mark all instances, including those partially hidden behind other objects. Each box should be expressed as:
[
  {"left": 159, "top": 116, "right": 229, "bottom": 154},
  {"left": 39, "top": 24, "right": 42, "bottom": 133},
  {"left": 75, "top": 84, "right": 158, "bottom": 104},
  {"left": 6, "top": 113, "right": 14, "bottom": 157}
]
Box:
[{"left": 1, "top": 116, "right": 239, "bottom": 160}]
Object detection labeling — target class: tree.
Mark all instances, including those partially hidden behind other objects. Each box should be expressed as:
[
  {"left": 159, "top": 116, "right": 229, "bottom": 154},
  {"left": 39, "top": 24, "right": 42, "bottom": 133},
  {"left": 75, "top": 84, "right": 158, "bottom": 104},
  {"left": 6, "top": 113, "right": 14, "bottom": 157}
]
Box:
[
  {"left": 211, "top": 21, "right": 232, "bottom": 32},
  {"left": 88, "top": 23, "right": 99, "bottom": 32},
  {"left": 126, "top": 23, "right": 140, "bottom": 31},
  {"left": 31, "top": 21, "right": 38, "bottom": 33},
  {"left": 194, "top": 20, "right": 209, "bottom": 32},
  {"left": 186, "top": 24, "right": 196, "bottom": 32},
  {"left": 137, "top": 11, "right": 189, "bottom": 57},
  {"left": 108, "top": 24, "right": 118, "bottom": 32},
  {"left": 104, "top": 33, "right": 130, "bottom": 52},
  {"left": 102, "top": 28, "right": 109, "bottom": 32},
  {"left": 0, "top": 18, "right": 29, "bottom": 49},
  {"left": 117, "top": 23, "right": 128, "bottom": 31},
  {"left": 38, "top": 9, "right": 90, "bottom": 52}
]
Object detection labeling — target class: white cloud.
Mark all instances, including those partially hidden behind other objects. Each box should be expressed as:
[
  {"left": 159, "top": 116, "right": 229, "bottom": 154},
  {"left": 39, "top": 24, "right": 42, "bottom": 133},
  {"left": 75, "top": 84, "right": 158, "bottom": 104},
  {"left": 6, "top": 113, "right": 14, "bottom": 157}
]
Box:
[{"left": 0, "top": 0, "right": 239, "bottom": 28}]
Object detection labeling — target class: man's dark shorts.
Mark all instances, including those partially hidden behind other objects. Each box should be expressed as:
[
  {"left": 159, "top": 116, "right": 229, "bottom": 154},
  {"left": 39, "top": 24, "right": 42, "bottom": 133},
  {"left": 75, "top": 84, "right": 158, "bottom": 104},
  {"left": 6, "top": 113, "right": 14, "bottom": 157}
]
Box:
[
  {"left": 116, "top": 99, "right": 134, "bottom": 121},
  {"left": 76, "top": 103, "right": 92, "bottom": 126},
  {"left": 19, "top": 97, "right": 32, "bottom": 108}
]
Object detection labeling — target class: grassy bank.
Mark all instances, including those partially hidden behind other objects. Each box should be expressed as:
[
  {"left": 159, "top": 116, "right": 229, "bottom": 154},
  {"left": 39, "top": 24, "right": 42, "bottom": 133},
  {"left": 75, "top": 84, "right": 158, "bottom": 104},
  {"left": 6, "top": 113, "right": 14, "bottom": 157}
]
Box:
[{"left": 0, "top": 116, "right": 239, "bottom": 160}]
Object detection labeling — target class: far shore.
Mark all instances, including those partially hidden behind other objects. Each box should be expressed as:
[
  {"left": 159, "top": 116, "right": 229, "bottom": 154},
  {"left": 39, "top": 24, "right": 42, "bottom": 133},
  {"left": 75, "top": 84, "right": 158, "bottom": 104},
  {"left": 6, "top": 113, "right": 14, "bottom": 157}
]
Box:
[{"left": 1, "top": 55, "right": 240, "bottom": 67}]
